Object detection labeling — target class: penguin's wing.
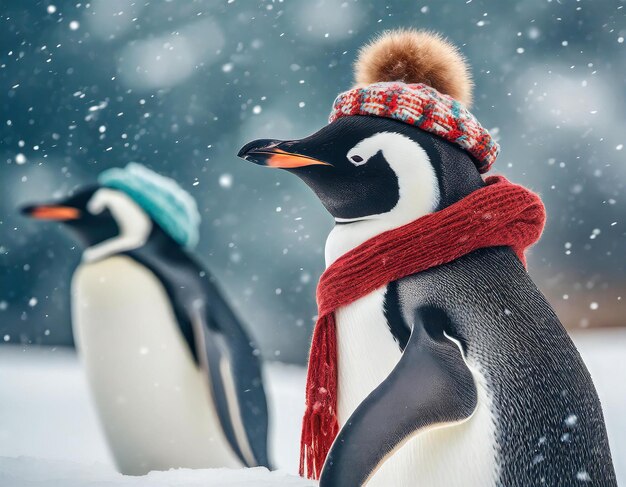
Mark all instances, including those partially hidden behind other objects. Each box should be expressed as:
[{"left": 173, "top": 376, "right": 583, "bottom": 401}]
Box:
[
  {"left": 187, "top": 304, "right": 264, "bottom": 468},
  {"left": 122, "top": 244, "right": 270, "bottom": 467},
  {"left": 320, "top": 306, "right": 477, "bottom": 486}
]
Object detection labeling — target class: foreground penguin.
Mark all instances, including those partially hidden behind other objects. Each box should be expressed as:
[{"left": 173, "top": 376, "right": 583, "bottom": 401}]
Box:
[
  {"left": 21, "top": 163, "right": 270, "bottom": 475},
  {"left": 239, "top": 30, "right": 616, "bottom": 486}
]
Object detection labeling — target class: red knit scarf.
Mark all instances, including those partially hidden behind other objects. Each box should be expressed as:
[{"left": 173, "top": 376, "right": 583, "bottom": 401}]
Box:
[{"left": 299, "top": 176, "right": 546, "bottom": 479}]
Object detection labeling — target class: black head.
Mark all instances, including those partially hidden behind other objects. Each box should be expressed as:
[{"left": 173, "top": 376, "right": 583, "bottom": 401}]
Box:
[
  {"left": 238, "top": 116, "right": 485, "bottom": 223},
  {"left": 20, "top": 185, "right": 120, "bottom": 249}
]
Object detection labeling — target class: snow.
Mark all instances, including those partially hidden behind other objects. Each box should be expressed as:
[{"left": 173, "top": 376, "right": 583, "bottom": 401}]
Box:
[
  {"left": 573, "top": 329, "right": 626, "bottom": 478},
  {"left": 0, "top": 347, "right": 309, "bottom": 485},
  {"left": 0, "top": 458, "right": 313, "bottom": 487},
  {"left": 1, "top": 329, "right": 625, "bottom": 485}
]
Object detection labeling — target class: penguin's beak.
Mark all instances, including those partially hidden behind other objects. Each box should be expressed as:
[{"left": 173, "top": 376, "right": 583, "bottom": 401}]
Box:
[
  {"left": 20, "top": 204, "right": 81, "bottom": 220},
  {"left": 237, "top": 139, "right": 330, "bottom": 169}
]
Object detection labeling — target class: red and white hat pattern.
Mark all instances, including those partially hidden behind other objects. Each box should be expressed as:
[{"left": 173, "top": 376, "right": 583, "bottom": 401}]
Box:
[{"left": 329, "top": 81, "right": 499, "bottom": 173}]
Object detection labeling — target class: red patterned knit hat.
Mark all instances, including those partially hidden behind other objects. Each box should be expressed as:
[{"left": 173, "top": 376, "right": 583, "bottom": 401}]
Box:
[{"left": 329, "top": 30, "right": 499, "bottom": 173}]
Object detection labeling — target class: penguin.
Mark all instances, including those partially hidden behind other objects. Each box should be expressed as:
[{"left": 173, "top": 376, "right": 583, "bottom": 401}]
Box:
[
  {"left": 20, "top": 163, "right": 271, "bottom": 475},
  {"left": 237, "top": 31, "right": 617, "bottom": 486}
]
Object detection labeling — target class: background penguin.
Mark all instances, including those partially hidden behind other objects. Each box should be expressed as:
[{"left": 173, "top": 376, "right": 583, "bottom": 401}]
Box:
[
  {"left": 238, "top": 30, "right": 617, "bottom": 486},
  {"left": 21, "top": 163, "right": 271, "bottom": 475}
]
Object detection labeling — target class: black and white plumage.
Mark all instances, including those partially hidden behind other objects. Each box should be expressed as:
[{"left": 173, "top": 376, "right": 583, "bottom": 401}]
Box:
[
  {"left": 239, "top": 115, "right": 616, "bottom": 486},
  {"left": 21, "top": 177, "right": 271, "bottom": 475}
]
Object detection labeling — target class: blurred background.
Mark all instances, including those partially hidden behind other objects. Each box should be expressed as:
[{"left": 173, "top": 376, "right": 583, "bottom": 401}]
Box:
[
  {"left": 1, "top": 0, "right": 624, "bottom": 363},
  {"left": 1, "top": 1, "right": 625, "bottom": 483}
]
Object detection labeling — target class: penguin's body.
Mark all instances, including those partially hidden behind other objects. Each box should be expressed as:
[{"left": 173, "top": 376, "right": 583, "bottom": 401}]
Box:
[
  {"left": 317, "top": 127, "right": 502, "bottom": 485},
  {"left": 239, "top": 76, "right": 616, "bottom": 486},
  {"left": 333, "top": 287, "right": 497, "bottom": 487},
  {"left": 332, "top": 246, "right": 613, "bottom": 486},
  {"left": 72, "top": 254, "right": 243, "bottom": 474},
  {"left": 319, "top": 124, "right": 606, "bottom": 485},
  {"left": 332, "top": 286, "right": 493, "bottom": 487},
  {"left": 22, "top": 164, "right": 271, "bottom": 475}
]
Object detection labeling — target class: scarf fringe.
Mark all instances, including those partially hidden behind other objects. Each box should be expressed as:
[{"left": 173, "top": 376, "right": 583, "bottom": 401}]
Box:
[{"left": 299, "top": 314, "right": 339, "bottom": 479}]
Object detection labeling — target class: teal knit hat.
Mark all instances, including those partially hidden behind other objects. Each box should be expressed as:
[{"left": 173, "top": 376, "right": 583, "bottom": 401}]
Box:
[{"left": 98, "top": 163, "right": 201, "bottom": 249}]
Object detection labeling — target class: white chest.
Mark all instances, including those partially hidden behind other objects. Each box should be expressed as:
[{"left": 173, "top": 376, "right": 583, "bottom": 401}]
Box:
[
  {"left": 335, "top": 287, "right": 401, "bottom": 423},
  {"left": 71, "top": 255, "right": 241, "bottom": 474},
  {"left": 335, "top": 287, "right": 498, "bottom": 487}
]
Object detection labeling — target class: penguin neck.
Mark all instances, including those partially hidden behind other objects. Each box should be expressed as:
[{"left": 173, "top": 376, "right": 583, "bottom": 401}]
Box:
[
  {"left": 80, "top": 189, "right": 154, "bottom": 263},
  {"left": 325, "top": 208, "right": 430, "bottom": 267},
  {"left": 81, "top": 219, "right": 153, "bottom": 263},
  {"left": 323, "top": 174, "right": 485, "bottom": 266},
  {"left": 324, "top": 158, "right": 442, "bottom": 267}
]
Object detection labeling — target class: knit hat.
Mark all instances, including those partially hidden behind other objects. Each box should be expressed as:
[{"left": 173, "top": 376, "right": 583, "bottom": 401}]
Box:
[
  {"left": 98, "top": 163, "right": 201, "bottom": 249},
  {"left": 329, "top": 30, "right": 499, "bottom": 173}
]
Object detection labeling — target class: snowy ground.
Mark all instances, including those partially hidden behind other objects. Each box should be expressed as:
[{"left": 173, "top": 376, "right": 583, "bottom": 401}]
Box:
[
  {"left": 0, "top": 347, "right": 310, "bottom": 486},
  {"left": 0, "top": 458, "right": 312, "bottom": 487},
  {"left": 0, "top": 329, "right": 624, "bottom": 485}
]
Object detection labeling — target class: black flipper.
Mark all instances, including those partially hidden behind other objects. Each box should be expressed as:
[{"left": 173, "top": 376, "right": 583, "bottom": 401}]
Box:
[
  {"left": 191, "top": 310, "right": 249, "bottom": 467},
  {"left": 196, "top": 279, "right": 272, "bottom": 470},
  {"left": 320, "top": 307, "right": 478, "bottom": 487},
  {"left": 125, "top": 230, "right": 271, "bottom": 469}
]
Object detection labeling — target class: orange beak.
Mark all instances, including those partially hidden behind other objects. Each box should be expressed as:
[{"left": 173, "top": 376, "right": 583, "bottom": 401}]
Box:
[
  {"left": 265, "top": 148, "right": 330, "bottom": 169},
  {"left": 22, "top": 205, "right": 81, "bottom": 220},
  {"left": 238, "top": 140, "right": 330, "bottom": 169}
]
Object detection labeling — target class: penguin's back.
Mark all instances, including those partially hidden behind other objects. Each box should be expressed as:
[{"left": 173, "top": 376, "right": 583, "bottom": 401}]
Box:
[
  {"left": 71, "top": 254, "right": 242, "bottom": 474},
  {"left": 397, "top": 247, "right": 616, "bottom": 486},
  {"left": 334, "top": 246, "right": 615, "bottom": 486}
]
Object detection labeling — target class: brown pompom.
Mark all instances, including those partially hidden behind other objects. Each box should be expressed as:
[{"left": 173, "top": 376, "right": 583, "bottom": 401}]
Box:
[{"left": 354, "top": 29, "right": 474, "bottom": 107}]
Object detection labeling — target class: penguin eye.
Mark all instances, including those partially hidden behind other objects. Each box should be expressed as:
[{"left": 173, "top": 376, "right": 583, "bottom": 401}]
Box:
[{"left": 349, "top": 154, "right": 365, "bottom": 165}]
